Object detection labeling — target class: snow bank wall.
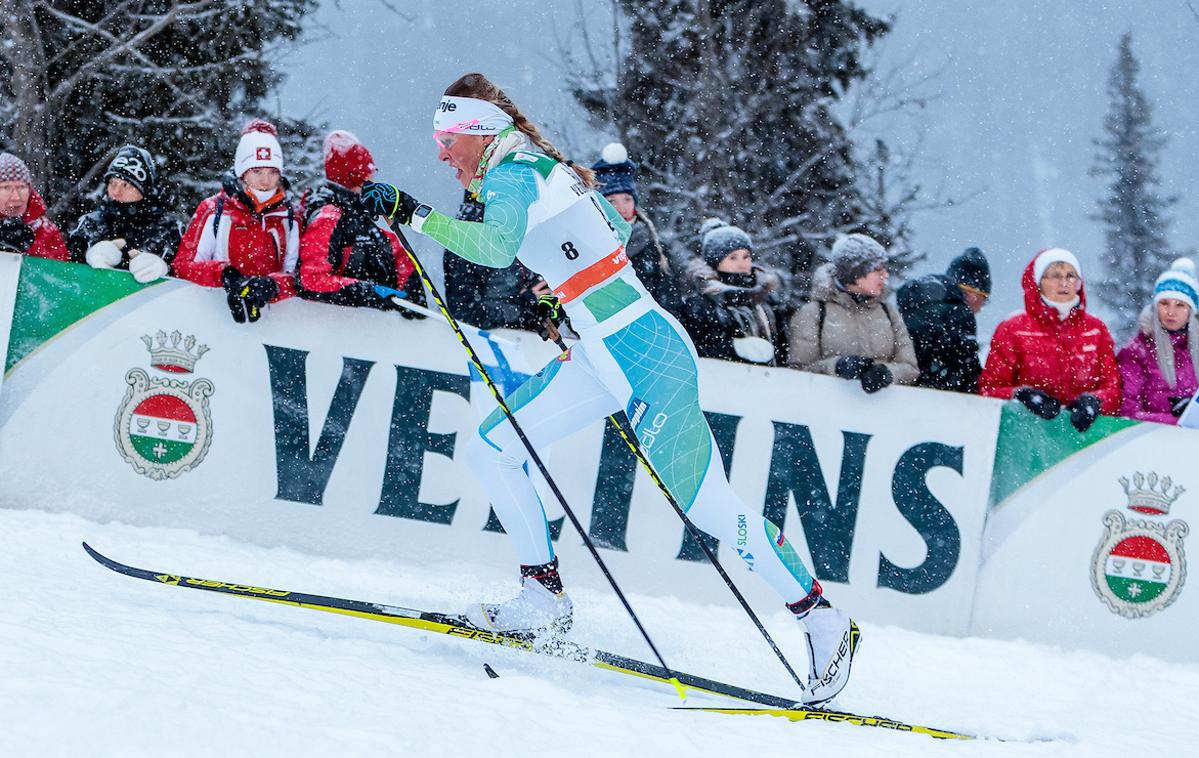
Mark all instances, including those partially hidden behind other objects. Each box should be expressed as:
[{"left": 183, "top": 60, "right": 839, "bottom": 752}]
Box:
[{"left": 1, "top": 254, "right": 1195, "bottom": 662}]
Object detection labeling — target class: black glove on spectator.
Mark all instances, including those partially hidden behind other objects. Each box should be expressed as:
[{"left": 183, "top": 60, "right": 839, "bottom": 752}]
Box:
[
  {"left": 361, "top": 182, "right": 420, "bottom": 224},
  {"left": 1013, "top": 386, "right": 1062, "bottom": 420},
  {"left": 220, "top": 267, "right": 278, "bottom": 324},
  {"left": 535, "top": 294, "right": 570, "bottom": 342},
  {"left": 860, "top": 362, "right": 893, "bottom": 394},
  {"left": 0, "top": 216, "right": 34, "bottom": 253},
  {"left": 835, "top": 355, "right": 873, "bottom": 380},
  {"left": 1169, "top": 395, "right": 1193, "bottom": 418},
  {"left": 1068, "top": 393, "right": 1103, "bottom": 432}
]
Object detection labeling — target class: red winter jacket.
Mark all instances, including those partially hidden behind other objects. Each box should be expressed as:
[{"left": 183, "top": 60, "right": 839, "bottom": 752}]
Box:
[
  {"left": 21, "top": 189, "right": 69, "bottom": 261},
  {"left": 980, "top": 255, "right": 1121, "bottom": 413},
  {"left": 297, "top": 182, "right": 415, "bottom": 308},
  {"left": 174, "top": 173, "right": 299, "bottom": 301}
]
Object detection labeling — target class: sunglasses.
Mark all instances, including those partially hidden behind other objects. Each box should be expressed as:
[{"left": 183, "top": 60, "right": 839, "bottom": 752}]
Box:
[{"left": 433, "top": 120, "right": 480, "bottom": 149}]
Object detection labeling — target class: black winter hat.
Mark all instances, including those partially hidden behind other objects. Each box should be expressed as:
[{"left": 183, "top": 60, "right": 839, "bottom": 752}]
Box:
[
  {"left": 946, "top": 247, "right": 991, "bottom": 296},
  {"left": 104, "top": 145, "right": 156, "bottom": 198}
]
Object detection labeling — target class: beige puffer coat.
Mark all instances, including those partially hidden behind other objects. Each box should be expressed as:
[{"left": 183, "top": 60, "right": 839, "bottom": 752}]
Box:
[{"left": 787, "top": 262, "right": 919, "bottom": 384}]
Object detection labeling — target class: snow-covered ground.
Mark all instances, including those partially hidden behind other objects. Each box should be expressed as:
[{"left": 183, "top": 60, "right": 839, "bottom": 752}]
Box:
[{"left": 2, "top": 506, "right": 1194, "bottom": 757}]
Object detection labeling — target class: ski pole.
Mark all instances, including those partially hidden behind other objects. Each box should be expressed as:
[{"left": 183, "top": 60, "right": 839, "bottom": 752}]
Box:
[
  {"left": 541, "top": 319, "right": 807, "bottom": 693},
  {"left": 391, "top": 230, "right": 689, "bottom": 701}
]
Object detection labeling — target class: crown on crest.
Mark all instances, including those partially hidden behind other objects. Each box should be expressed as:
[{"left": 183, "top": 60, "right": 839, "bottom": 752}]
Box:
[
  {"left": 141, "top": 330, "right": 209, "bottom": 374},
  {"left": 1118, "top": 472, "right": 1184, "bottom": 516}
]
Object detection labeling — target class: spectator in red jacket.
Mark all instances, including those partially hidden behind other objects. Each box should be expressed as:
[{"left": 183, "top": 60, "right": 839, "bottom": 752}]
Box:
[
  {"left": 174, "top": 119, "right": 299, "bottom": 323},
  {"left": 0, "top": 152, "right": 68, "bottom": 261},
  {"left": 297, "top": 130, "right": 419, "bottom": 313},
  {"left": 980, "top": 248, "right": 1120, "bottom": 432}
]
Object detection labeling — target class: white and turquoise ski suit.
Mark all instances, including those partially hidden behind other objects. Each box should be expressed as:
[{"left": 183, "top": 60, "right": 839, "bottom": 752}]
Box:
[{"left": 412, "top": 148, "right": 821, "bottom": 608}]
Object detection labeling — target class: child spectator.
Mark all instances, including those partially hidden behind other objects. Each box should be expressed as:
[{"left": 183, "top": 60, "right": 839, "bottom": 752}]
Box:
[
  {"left": 896, "top": 246, "right": 991, "bottom": 393},
  {"left": 298, "top": 130, "right": 419, "bottom": 313},
  {"left": 681, "top": 220, "right": 786, "bottom": 364},
  {"left": 980, "top": 248, "right": 1120, "bottom": 432},
  {"left": 788, "top": 233, "right": 918, "bottom": 392},
  {"left": 174, "top": 119, "right": 299, "bottom": 323},
  {"left": 0, "top": 152, "right": 68, "bottom": 260},
  {"left": 69, "top": 145, "right": 181, "bottom": 283},
  {"left": 1117, "top": 258, "right": 1199, "bottom": 424}
]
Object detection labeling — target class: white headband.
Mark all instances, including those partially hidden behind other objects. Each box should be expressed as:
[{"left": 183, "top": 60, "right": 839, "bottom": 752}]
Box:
[{"left": 433, "top": 96, "right": 514, "bottom": 136}]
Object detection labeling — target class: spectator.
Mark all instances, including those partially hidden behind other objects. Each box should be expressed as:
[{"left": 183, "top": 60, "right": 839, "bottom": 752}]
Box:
[
  {"left": 788, "top": 233, "right": 918, "bottom": 393},
  {"left": 443, "top": 190, "right": 542, "bottom": 330},
  {"left": 591, "top": 143, "right": 684, "bottom": 314},
  {"left": 1117, "top": 258, "right": 1199, "bottom": 424},
  {"left": 0, "top": 152, "right": 68, "bottom": 260},
  {"left": 68, "top": 145, "right": 181, "bottom": 283},
  {"left": 174, "top": 119, "right": 299, "bottom": 323},
  {"left": 681, "top": 220, "right": 786, "bottom": 365},
  {"left": 897, "top": 246, "right": 991, "bottom": 393},
  {"left": 298, "top": 130, "right": 419, "bottom": 314},
  {"left": 980, "top": 248, "right": 1120, "bottom": 432}
]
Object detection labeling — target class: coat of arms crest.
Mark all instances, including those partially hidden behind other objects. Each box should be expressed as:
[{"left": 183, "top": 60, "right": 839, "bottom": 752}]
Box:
[
  {"left": 1091, "top": 472, "right": 1189, "bottom": 619},
  {"left": 114, "top": 330, "right": 214, "bottom": 480}
]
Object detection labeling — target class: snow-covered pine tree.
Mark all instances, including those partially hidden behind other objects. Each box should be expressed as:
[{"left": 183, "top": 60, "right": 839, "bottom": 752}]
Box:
[
  {"left": 0, "top": 0, "right": 321, "bottom": 220},
  {"left": 570, "top": 0, "right": 891, "bottom": 289},
  {"left": 1090, "top": 32, "right": 1177, "bottom": 335}
]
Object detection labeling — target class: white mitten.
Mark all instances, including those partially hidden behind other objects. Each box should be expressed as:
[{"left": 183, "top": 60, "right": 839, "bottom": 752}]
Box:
[
  {"left": 128, "top": 251, "right": 168, "bottom": 283},
  {"left": 85, "top": 239, "right": 125, "bottom": 269},
  {"left": 733, "top": 336, "right": 775, "bottom": 364}
]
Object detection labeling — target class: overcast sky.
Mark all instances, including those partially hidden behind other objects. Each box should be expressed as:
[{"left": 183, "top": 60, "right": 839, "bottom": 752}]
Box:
[{"left": 281, "top": 1, "right": 1199, "bottom": 340}]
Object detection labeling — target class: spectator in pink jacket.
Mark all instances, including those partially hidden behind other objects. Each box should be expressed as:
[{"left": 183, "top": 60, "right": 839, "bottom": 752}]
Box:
[{"left": 1117, "top": 258, "right": 1199, "bottom": 424}]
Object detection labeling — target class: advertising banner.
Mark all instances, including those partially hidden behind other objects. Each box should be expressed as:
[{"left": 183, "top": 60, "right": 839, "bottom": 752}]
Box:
[
  {"left": 0, "top": 253, "right": 19, "bottom": 398},
  {"left": 975, "top": 408, "right": 1196, "bottom": 663},
  {"left": 0, "top": 258, "right": 1003, "bottom": 636}
]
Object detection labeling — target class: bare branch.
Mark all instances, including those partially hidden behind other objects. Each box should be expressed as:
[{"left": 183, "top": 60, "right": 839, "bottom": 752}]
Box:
[
  {"left": 47, "top": 144, "right": 119, "bottom": 219},
  {"left": 46, "top": 1, "right": 220, "bottom": 107}
]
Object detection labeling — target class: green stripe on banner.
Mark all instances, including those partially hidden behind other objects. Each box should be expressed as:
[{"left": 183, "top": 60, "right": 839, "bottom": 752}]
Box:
[
  {"left": 130, "top": 435, "right": 194, "bottom": 465},
  {"left": 988, "top": 403, "right": 1135, "bottom": 507},
  {"left": 5, "top": 257, "right": 152, "bottom": 374}
]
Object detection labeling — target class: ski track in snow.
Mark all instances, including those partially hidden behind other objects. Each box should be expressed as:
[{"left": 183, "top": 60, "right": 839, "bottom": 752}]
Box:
[{"left": 1, "top": 506, "right": 1194, "bottom": 757}]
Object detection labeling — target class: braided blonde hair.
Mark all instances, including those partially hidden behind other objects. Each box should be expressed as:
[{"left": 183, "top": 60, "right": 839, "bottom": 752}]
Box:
[{"left": 445, "top": 73, "right": 596, "bottom": 187}]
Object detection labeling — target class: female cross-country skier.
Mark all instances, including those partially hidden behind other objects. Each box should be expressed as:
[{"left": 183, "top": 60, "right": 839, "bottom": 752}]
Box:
[{"left": 360, "top": 72, "right": 859, "bottom": 705}]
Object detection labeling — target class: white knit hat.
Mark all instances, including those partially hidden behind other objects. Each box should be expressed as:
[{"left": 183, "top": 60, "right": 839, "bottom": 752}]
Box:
[
  {"left": 234, "top": 119, "right": 284, "bottom": 177},
  {"left": 1033, "top": 247, "right": 1082, "bottom": 283},
  {"left": 1154, "top": 257, "right": 1198, "bottom": 311}
]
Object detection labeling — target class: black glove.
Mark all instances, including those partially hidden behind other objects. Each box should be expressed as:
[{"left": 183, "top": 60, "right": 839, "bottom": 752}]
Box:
[
  {"left": 361, "top": 182, "right": 419, "bottom": 224},
  {"left": 1068, "top": 393, "right": 1103, "bottom": 432},
  {"left": 860, "top": 362, "right": 893, "bottom": 393},
  {"left": 1169, "top": 395, "right": 1193, "bottom": 418},
  {"left": 0, "top": 216, "right": 34, "bottom": 253},
  {"left": 835, "top": 355, "right": 873, "bottom": 380},
  {"left": 535, "top": 294, "right": 571, "bottom": 342},
  {"left": 1013, "top": 386, "right": 1062, "bottom": 420},
  {"left": 221, "top": 267, "right": 279, "bottom": 324}
]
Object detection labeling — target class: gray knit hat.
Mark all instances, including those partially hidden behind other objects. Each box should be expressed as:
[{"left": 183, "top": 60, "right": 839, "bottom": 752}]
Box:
[
  {"left": 0, "top": 153, "right": 32, "bottom": 186},
  {"left": 831, "top": 233, "right": 888, "bottom": 285},
  {"left": 702, "top": 222, "right": 753, "bottom": 268}
]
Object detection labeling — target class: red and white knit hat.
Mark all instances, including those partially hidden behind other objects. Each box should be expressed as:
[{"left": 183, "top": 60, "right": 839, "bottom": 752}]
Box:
[
  {"left": 323, "top": 130, "right": 376, "bottom": 189},
  {"left": 234, "top": 119, "right": 284, "bottom": 177},
  {"left": 0, "top": 153, "right": 32, "bottom": 186}
]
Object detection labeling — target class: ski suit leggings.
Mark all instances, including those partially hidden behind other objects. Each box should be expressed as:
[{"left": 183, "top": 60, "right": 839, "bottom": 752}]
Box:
[{"left": 466, "top": 307, "right": 818, "bottom": 606}]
